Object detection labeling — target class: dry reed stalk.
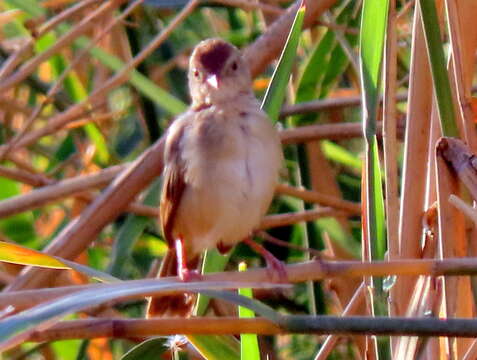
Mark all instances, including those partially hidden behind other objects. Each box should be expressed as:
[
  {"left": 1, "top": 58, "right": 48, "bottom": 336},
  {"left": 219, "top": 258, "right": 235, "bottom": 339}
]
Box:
[
  {"left": 259, "top": 208, "right": 346, "bottom": 230},
  {"left": 280, "top": 121, "right": 388, "bottom": 144},
  {"left": 463, "top": 338, "right": 477, "bottom": 360},
  {"left": 276, "top": 183, "right": 361, "bottom": 214},
  {"left": 445, "top": 0, "right": 477, "bottom": 151},
  {"left": 25, "top": 317, "right": 283, "bottom": 343},
  {"left": 244, "top": 0, "right": 338, "bottom": 77},
  {"left": 306, "top": 141, "right": 366, "bottom": 356},
  {"left": 314, "top": 282, "right": 366, "bottom": 360},
  {"left": 420, "top": 104, "right": 444, "bottom": 360},
  {"left": 257, "top": 231, "right": 322, "bottom": 258},
  {"left": 0, "top": 165, "right": 125, "bottom": 218},
  {"left": 0, "top": 0, "right": 146, "bottom": 162},
  {"left": 6, "top": 257, "right": 477, "bottom": 311},
  {"left": 395, "top": 4, "right": 433, "bottom": 318},
  {"left": 0, "top": 165, "right": 52, "bottom": 187},
  {"left": 22, "top": 314, "right": 477, "bottom": 345},
  {"left": 395, "top": 276, "right": 436, "bottom": 358},
  {"left": 449, "top": 195, "right": 477, "bottom": 226},
  {"left": 382, "top": 2, "right": 400, "bottom": 354},
  {"left": 280, "top": 92, "right": 408, "bottom": 117},
  {"left": 0, "top": 95, "right": 35, "bottom": 116},
  {"left": 382, "top": 0, "right": 399, "bottom": 267},
  {"left": 0, "top": 0, "right": 197, "bottom": 154},
  {"left": 438, "top": 137, "right": 477, "bottom": 201},
  {"left": 4, "top": 137, "right": 166, "bottom": 291},
  {"left": 0, "top": 0, "right": 127, "bottom": 93},
  {"left": 209, "top": 0, "right": 284, "bottom": 14},
  {"left": 0, "top": 0, "right": 99, "bottom": 80},
  {"left": 436, "top": 139, "right": 473, "bottom": 358},
  {"left": 306, "top": 142, "right": 354, "bottom": 228}
]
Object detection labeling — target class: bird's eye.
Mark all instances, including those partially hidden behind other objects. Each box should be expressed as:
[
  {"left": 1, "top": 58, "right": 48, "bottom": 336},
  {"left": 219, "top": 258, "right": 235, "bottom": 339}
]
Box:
[
  {"left": 231, "top": 62, "right": 238, "bottom": 71},
  {"left": 193, "top": 69, "right": 200, "bottom": 78}
]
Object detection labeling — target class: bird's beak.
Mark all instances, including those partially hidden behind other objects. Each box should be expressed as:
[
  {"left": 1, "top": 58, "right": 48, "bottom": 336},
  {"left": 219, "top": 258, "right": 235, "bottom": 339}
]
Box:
[{"left": 206, "top": 74, "right": 219, "bottom": 89}]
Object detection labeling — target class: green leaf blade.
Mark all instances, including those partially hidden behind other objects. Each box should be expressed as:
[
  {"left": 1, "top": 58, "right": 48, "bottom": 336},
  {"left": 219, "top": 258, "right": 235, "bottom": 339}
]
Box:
[{"left": 261, "top": 3, "right": 306, "bottom": 122}]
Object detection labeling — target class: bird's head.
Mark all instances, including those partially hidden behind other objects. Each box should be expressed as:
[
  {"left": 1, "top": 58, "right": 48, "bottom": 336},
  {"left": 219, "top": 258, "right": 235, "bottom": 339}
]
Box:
[{"left": 188, "top": 38, "right": 252, "bottom": 107}]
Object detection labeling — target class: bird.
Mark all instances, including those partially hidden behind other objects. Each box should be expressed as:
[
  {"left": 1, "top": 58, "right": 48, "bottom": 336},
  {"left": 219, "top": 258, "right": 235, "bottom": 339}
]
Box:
[{"left": 147, "top": 38, "right": 283, "bottom": 317}]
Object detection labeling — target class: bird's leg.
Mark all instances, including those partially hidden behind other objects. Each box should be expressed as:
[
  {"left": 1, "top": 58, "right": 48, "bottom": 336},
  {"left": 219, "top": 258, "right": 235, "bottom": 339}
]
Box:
[
  {"left": 175, "top": 236, "right": 201, "bottom": 281},
  {"left": 243, "top": 237, "right": 288, "bottom": 282}
]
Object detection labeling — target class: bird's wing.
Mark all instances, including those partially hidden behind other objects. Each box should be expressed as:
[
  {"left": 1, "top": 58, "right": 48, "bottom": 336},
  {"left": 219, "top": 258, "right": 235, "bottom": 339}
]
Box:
[{"left": 160, "top": 119, "right": 188, "bottom": 248}]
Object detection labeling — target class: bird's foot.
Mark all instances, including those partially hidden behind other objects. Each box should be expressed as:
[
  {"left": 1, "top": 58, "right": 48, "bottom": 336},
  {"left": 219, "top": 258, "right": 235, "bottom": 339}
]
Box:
[
  {"left": 179, "top": 268, "right": 202, "bottom": 282},
  {"left": 262, "top": 251, "right": 288, "bottom": 283},
  {"left": 175, "top": 236, "right": 202, "bottom": 282},
  {"left": 243, "top": 237, "right": 288, "bottom": 283}
]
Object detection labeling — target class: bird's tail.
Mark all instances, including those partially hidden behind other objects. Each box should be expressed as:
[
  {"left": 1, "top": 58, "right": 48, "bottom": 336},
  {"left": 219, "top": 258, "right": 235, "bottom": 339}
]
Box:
[{"left": 146, "top": 249, "right": 198, "bottom": 317}]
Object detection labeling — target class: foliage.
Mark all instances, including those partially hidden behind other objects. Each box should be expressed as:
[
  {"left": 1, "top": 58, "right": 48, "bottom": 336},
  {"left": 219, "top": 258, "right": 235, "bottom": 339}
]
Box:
[{"left": 0, "top": 0, "right": 475, "bottom": 359}]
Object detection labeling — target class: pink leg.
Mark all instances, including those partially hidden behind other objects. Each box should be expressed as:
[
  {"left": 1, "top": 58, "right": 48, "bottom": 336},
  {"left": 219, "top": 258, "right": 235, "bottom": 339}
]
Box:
[
  {"left": 243, "top": 237, "right": 288, "bottom": 282},
  {"left": 175, "top": 237, "right": 201, "bottom": 281}
]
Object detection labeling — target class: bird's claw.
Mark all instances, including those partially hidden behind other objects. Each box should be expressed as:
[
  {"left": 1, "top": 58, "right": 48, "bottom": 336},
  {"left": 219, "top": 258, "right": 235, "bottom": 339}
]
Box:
[
  {"left": 264, "top": 255, "right": 288, "bottom": 283},
  {"left": 179, "top": 268, "right": 202, "bottom": 282}
]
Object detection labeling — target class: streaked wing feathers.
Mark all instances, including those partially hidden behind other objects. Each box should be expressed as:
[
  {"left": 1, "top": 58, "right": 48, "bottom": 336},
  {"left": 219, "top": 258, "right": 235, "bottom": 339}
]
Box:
[{"left": 160, "top": 122, "right": 187, "bottom": 248}]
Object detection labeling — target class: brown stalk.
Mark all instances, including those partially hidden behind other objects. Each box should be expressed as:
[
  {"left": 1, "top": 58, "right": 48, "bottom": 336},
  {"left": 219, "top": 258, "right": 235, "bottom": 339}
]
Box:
[
  {"left": 437, "top": 137, "right": 477, "bottom": 201},
  {"left": 463, "top": 338, "right": 477, "bottom": 360},
  {"left": 449, "top": 195, "right": 477, "bottom": 226},
  {"left": 6, "top": 257, "right": 477, "bottom": 312},
  {"left": 411, "top": 104, "right": 442, "bottom": 359},
  {"left": 281, "top": 121, "right": 377, "bottom": 144},
  {"left": 244, "top": 0, "right": 338, "bottom": 77},
  {"left": 4, "top": 137, "right": 165, "bottom": 291},
  {"left": 0, "top": 0, "right": 126, "bottom": 93},
  {"left": 257, "top": 231, "right": 322, "bottom": 258},
  {"left": 0, "top": 165, "right": 125, "bottom": 219},
  {"left": 280, "top": 92, "right": 407, "bottom": 117},
  {"left": 305, "top": 142, "right": 353, "bottom": 230},
  {"left": 25, "top": 317, "right": 282, "bottom": 343},
  {"left": 276, "top": 183, "right": 361, "bottom": 214},
  {"left": 6, "top": 153, "right": 43, "bottom": 175},
  {"left": 280, "top": 84, "right": 477, "bottom": 118},
  {"left": 0, "top": 165, "right": 52, "bottom": 187},
  {"left": 23, "top": 314, "right": 477, "bottom": 345},
  {"left": 313, "top": 282, "right": 366, "bottom": 360},
  {"left": 0, "top": 95, "right": 35, "bottom": 116},
  {"left": 382, "top": 4, "right": 400, "bottom": 355},
  {"left": 395, "top": 276, "right": 435, "bottom": 358},
  {"left": 436, "top": 138, "right": 472, "bottom": 358},
  {"left": 305, "top": 139, "right": 364, "bottom": 354},
  {"left": 259, "top": 208, "right": 346, "bottom": 230},
  {"left": 445, "top": 0, "right": 477, "bottom": 151},
  {"left": 394, "top": 3, "right": 433, "bottom": 317},
  {"left": 382, "top": 0, "right": 399, "bottom": 263},
  {"left": 0, "top": 0, "right": 145, "bottom": 162},
  {"left": 208, "top": 0, "right": 284, "bottom": 14},
  {"left": 0, "top": 0, "right": 99, "bottom": 80},
  {"left": 0, "top": 0, "right": 198, "bottom": 154}
]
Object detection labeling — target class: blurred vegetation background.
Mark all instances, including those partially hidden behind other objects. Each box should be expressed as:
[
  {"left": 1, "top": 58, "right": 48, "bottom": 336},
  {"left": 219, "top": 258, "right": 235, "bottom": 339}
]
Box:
[{"left": 0, "top": 0, "right": 476, "bottom": 359}]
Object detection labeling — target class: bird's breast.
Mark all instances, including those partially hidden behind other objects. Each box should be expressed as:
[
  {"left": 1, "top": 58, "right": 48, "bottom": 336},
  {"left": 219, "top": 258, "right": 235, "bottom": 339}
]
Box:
[{"left": 172, "top": 106, "right": 281, "bottom": 256}]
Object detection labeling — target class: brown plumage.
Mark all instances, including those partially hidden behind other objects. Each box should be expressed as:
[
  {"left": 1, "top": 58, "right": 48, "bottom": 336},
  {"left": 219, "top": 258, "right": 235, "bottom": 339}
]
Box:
[{"left": 147, "top": 38, "right": 282, "bottom": 317}]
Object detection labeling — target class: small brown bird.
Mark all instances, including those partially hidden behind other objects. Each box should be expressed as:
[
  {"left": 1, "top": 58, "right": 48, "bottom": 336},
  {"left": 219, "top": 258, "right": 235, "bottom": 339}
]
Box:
[{"left": 147, "top": 38, "right": 283, "bottom": 317}]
